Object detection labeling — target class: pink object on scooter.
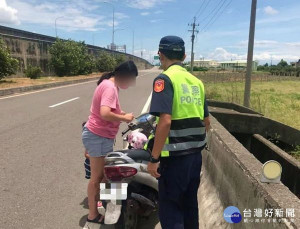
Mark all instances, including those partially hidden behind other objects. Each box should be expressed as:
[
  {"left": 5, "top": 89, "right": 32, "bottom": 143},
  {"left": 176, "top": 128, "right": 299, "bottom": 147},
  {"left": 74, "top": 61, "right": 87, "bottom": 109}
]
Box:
[{"left": 127, "top": 130, "right": 148, "bottom": 149}]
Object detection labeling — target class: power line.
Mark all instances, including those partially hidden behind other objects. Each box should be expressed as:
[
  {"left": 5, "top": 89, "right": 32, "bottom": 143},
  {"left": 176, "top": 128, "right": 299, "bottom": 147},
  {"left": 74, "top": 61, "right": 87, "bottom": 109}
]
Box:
[
  {"left": 201, "top": 0, "right": 233, "bottom": 32},
  {"left": 195, "top": 0, "right": 210, "bottom": 19},
  {"left": 183, "top": 0, "right": 211, "bottom": 43},
  {"left": 204, "top": 0, "right": 233, "bottom": 32},
  {"left": 183, "top": 1, "right": 206, "bottom": 50},
  {"left": 200, "top": 0, "right": 230, "bottom": 32},
  {"left": 198, "top": 0, "right": 226, "bottom": 25},
  {"left": 194, "top": 0, "right": 208, "bottom": 19}
]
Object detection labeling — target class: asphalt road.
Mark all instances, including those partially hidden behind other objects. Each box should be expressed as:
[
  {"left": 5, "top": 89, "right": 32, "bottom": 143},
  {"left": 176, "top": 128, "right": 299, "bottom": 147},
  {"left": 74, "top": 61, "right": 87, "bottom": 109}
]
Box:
[{"left": 0, "top": 67, "right": 162, "bottom": 229}]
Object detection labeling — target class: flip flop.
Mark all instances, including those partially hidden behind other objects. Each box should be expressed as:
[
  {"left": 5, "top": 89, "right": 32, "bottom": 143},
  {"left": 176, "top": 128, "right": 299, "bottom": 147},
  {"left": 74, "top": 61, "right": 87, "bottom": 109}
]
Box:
[{"left": 86, "top": 214, "right": 105, "bottom": 224}]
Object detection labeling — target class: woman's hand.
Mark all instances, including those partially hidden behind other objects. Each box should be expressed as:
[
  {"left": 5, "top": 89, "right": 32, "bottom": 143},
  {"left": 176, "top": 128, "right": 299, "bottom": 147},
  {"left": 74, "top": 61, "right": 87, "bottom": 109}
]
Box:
[
  {"left": 100, "top": 106, "right": 134, "bottom": 122},
  {"left": 123, "top": 113, "right": 134, "bottom": 123},
  {"left": 121, "top": 110, "right": 126, "bottom": 115}
]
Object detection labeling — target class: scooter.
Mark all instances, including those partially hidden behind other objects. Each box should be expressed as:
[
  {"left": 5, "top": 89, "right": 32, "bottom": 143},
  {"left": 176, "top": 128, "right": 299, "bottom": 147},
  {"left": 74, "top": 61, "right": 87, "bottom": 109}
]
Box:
[{"left": 101, "top": 113, "right": 159, "bottom": 228}]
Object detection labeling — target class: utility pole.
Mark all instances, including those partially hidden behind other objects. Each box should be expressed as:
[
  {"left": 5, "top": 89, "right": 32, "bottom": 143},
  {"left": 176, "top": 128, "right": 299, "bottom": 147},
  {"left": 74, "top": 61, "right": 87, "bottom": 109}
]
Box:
[
  {"left": 55, "top": 16, "right": 64, "bottom": 37},
  {"left": 112, "top": 5, "right": 115, "bottom": 45},
  {"left": 103, "top": 2, "right": 115, "bottom": 48},
  {"left": 188, "top": 17, "right": 199, "bottom": 74},
  {"left": 271, "top": 54, "right": 273, "bottom": 66},
  {"left": 132, "top": 30, "right": 135, "bottom": 55},
  {"left": 243, "top": 0, "right": 257, "bottom": 108}
]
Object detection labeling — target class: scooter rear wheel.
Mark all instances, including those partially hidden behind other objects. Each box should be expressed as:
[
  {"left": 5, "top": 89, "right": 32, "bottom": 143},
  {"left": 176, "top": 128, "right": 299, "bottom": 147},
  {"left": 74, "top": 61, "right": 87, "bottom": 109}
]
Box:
[{"left": 115, "top": 204, "right": 138, "bottom": 229}]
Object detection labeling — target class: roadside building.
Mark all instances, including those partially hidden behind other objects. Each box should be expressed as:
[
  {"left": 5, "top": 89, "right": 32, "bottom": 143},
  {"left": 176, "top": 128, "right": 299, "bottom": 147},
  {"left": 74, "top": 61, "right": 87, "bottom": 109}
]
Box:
[
  {"left": 219, "top": 60, "right": 258, "bottom": 71},
  {"left": 291, "top": 59, "right": 300, "bottom": 68},
  {"left": 193, "top": 59, "right": 220, "bottom": 68},
  {"left": 107, "top": 43, "right": 127, "bottom": 53}
]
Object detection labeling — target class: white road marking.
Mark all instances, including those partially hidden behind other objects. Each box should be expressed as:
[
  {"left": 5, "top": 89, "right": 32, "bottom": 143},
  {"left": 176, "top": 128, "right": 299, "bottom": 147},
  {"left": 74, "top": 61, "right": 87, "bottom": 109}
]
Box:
[
  {"left": 49, "top": 97, "right": 80, "bottom": 108},
  {"left": 141, "top": 92, "right": 152, "bottom": 114},
  {"left": 0, "top": 71, "right": 159, "bottom": 100},
  {"left": 0, "top": 80, "right": 98, "bottom": 100}
]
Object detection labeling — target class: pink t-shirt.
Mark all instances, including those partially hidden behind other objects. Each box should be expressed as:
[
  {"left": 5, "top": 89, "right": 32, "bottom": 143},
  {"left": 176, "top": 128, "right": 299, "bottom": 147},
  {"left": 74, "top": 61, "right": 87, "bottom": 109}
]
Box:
[{"left": 86, "top": 79, "right": 121, "bottom": 139}]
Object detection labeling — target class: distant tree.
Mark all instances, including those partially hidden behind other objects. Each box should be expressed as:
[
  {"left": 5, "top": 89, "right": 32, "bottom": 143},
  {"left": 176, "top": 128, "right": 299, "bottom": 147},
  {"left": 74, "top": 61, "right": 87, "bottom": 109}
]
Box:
[
  {"left": 264, "top": 63, "right": 269, "bottom": 67},
  {"left": 296, "top": 67, "right": 300, "bottom": 77},
  {"left": 115, "top": 54, "right": 126, "bottom": 66},
  {"left": 0, "top": 38, "right": 19, "bottom": 80},
  {"left": 277, "top": 59, "right": 288, "bottom": 68},
  {"left": 257, "top": 65, "right": 265, "bottom": 71},
  {"left": 95, "top": 51, "right": 117, "bottom": 72},
  {"left": 25, "top": 65, "right": 43, "bottom": 79},
  {"left": 49, "top": 39, "right": 95, "bottom": 76}
]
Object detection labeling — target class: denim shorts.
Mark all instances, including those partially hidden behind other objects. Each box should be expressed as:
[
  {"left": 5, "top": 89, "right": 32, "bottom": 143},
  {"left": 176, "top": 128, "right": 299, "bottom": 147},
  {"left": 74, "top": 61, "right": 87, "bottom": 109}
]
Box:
[{"left": 82, "top": 126, "right": 114, "bottom": 157}]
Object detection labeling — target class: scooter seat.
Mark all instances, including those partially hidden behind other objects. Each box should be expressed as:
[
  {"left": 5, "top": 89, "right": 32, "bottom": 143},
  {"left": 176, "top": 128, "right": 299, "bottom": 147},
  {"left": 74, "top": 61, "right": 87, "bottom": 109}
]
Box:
[{"left": 119, "top": 149, "right": 151, "bottom": 161}]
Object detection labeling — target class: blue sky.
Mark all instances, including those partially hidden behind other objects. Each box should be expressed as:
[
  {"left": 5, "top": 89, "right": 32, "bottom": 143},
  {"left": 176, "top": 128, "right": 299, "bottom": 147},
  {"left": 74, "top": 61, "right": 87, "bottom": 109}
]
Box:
[{"left": 1, "top": 0, "right": 300, "bottom": 64}]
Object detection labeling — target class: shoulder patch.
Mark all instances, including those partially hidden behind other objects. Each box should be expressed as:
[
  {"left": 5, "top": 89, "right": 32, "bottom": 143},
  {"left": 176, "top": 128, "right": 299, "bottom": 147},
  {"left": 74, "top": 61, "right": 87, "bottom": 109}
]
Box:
[{"left": 154, "top": 79, "right": 165, "bottom": 92}]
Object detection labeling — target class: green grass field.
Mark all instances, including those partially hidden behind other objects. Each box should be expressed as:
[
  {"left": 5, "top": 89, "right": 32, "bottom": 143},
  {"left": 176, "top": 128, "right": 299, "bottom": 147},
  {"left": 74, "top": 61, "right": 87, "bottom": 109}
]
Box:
[
  {"left": 195, "top": 72, "right": 300, "bottom": 130},
  {"left": 195, "top": 72, "right": 300, "bottom": 160},
  {"left": 204, "top": 80, "right": 300, "bottom": 130}
]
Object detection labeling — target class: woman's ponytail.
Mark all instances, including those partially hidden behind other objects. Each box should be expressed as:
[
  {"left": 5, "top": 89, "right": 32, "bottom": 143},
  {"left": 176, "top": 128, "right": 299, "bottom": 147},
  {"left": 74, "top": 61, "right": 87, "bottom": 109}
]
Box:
[
  {"left": 97, "top": 60, "right": 138, "bottom": 86},
  {"left": 97, "top": 71, "right": 114, "bottom": 85}
]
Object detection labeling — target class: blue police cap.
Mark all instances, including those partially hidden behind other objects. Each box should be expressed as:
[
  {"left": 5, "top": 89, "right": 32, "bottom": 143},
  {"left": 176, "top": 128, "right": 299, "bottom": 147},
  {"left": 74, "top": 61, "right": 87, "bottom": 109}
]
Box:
[{"left": 159, "top": 36, "right": 185, "bottom": 52}]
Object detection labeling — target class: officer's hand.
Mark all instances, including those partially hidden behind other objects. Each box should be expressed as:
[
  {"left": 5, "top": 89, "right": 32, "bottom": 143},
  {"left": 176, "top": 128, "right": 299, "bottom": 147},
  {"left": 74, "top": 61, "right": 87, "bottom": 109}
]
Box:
[
  {"left": 147, "top": 162, "right": 160, "bottom": 178},
  {"left": 204, "top": 117, "right": 211, "bottom": 132},
  {"left": 84, "top": 151, "right": 90, "bottom": 159}
]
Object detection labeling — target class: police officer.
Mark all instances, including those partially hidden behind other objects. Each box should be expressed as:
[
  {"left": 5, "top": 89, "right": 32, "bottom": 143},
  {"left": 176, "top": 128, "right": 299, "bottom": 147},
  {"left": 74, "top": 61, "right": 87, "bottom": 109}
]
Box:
[{"left": 147, "top": 35, "right": 210, "bottom": 229}]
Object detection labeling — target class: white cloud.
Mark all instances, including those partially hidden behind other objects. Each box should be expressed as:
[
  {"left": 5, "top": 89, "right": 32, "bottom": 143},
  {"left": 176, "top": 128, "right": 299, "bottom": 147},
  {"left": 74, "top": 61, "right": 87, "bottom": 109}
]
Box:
[
  {"left": 0, "top": 0, "right": 20, "bottom": 25},
  {"left": 149, "top": 19, "right": 162, "bottom": 23},
  {"left": 115, "top": 12, "right": 129, "bottom": 19},
  {"left": 207, "top": 47, "right": 244, "bottom": 61},
  {"left": 126, "top": 0, "right": 172, "bottom": 9},
  {"left": 237, "top": 40, "right": 279, "bottom": 48},
  {"left": 254, "top": 52, "right": 299, "bottom": 63},
  {"left": 285, "top": 42, "right": 300, "bottom": 47},
  {"left": 140, "top": 12, "right": 150, "bottom": 16},
  {"left": 264, "top": 6, "right": 278, "bottom": 15},
  {"left": 207, "top": 44, "right": 300, "bottom": 64},
  {"left": 236, "top": 40, "right": 300, "bottom": 52},
  {"left": 8, "top": 0, "right": 127, "bottom": 31},
  {"left": 257, "top": 4, "right": 300, "bottom": 25}
]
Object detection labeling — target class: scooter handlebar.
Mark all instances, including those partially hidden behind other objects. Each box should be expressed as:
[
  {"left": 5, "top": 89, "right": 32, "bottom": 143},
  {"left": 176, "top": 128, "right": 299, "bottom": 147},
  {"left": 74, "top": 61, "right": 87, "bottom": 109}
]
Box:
[
  {"left": 122, "top": 128, "right": 130, "bottom": 136},
  {"left": 121, "top": 123, "right": 136, "bottom": 136}
]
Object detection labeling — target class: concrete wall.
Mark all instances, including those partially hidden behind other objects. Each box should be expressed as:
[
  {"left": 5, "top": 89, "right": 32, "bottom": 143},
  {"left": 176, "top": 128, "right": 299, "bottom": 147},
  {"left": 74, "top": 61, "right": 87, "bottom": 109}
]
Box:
[
  {"left": 207, "top": 100, "right": 262, "bottom": 115},
  {"left": 209, "top": 107, "right": 300, "bottom": 147},
  {"left": 250, "top": 134, "right": 300, "bottom": 198},
  {"left": 0, "top": 25, "right": 152, "bottom": 77},
  {"left": 202, "top": 115, "right": 300, "bottom": 228}
]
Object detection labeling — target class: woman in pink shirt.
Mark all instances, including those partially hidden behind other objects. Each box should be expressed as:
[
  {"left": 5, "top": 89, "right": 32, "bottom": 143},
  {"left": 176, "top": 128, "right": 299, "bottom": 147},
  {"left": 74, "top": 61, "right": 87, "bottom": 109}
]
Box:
[{"left": 82, "top": 61, "right": 138, "bottom": 225}]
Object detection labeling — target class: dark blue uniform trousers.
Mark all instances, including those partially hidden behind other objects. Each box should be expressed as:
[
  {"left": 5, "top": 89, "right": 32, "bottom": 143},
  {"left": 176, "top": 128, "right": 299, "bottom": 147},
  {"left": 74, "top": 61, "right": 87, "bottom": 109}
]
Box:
[{"left": 158, "top": 151, "right": 203, "bottom": 229}]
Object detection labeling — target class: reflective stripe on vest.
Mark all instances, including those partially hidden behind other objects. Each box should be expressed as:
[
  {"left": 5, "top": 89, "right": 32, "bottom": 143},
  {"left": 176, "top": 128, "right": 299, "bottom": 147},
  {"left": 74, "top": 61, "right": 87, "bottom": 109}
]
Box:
[
  {"left": 160, "top": 64, "right": 206, "bottom": 157},
  {"left": 169, "top": 127, "right": 206, "bottom": 137},
  {"left": 162, "top": 139, "right": 207, "bottom": 151}
]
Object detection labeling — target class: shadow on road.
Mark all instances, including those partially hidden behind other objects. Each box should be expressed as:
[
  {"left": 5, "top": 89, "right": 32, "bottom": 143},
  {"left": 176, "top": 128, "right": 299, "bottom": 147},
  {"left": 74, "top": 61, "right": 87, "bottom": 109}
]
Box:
[
  {"left": 80, "top": 197, "right": 89, "bottom": 209},
  {"left": 78, "top": 196, "right": 161, "bottom": 229}
]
